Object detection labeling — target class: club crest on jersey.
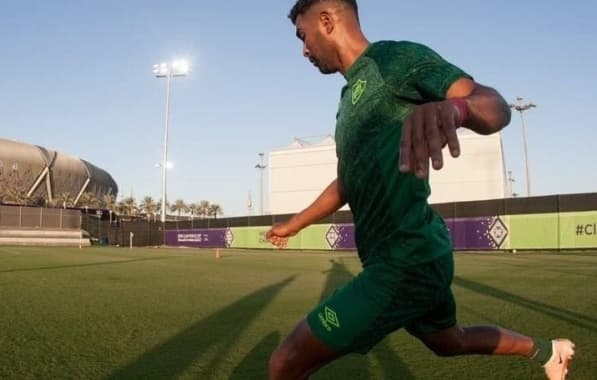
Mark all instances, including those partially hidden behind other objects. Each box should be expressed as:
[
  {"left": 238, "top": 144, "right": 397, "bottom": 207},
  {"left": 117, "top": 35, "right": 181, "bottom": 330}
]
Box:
[{"left": 352, "top": 79, "right": 367, "bottom": 105}]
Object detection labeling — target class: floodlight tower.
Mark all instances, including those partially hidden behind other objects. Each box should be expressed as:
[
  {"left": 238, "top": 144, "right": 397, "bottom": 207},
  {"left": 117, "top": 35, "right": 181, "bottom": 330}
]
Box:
[
  {"left": 509, "top": 97, "right": 536, "bottom": 197},
  {"left": 255, "top": 153, "right": 267, "bottom": 215},
  {"left": 153, "top": 59, "right": 190, "bottom": 223}
]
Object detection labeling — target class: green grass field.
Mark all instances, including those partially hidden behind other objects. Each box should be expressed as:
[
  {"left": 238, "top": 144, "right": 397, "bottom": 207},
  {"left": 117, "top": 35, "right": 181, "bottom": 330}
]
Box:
[{"left": 0, "top": 247, "right": 595, "bottom": 380}]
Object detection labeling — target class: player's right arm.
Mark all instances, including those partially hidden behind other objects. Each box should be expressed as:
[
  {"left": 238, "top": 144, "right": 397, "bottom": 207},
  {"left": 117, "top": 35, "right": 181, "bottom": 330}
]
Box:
[{"left": 266, "top": 178, "right": 346, "bottom": 248}]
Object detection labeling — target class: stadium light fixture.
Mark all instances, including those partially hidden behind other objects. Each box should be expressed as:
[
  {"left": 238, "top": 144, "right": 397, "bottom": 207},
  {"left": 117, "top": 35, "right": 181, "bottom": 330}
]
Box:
[
  {"left": 509, "top": 97, "right": 536, "bottom": 197},
  {"left": 255, "top": 153, "right": 267, "bottom": 215},
  {"left": 153, "top": 59, "right": 190, "bottom": 223}
]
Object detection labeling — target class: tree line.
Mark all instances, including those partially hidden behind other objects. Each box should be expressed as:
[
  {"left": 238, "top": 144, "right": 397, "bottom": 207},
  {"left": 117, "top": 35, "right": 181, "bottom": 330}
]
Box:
[{"left": 0, "top": 170, "right": 223, "bottom": 219}]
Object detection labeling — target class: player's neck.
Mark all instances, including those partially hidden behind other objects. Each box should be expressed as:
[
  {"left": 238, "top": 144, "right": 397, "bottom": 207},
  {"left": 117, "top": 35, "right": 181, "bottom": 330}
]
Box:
[{"left": 337, "top": 32, "right": 369, "bottom": 75}]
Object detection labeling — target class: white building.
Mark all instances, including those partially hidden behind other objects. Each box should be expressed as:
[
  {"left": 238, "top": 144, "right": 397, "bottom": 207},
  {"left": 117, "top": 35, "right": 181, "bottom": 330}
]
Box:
[
  {"left": 428, "top": 129, "right": 507, "bottom": 204},
  {"left": 268, "top": 131, "right": 506, "bottom": 215}
]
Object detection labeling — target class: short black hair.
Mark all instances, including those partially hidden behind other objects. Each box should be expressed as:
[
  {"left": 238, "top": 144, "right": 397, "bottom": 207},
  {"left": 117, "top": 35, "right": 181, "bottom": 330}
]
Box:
[{"left": 288, "top": 0, "right": 359, "bottom": 24}]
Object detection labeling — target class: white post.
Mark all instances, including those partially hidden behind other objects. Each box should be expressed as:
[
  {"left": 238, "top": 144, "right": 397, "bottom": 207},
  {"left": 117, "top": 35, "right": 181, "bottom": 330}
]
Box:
[
  {"left": 79, "top": 215, "right": 83, "bottom": 249},
  {"left": 130, "top": 232, "right": 134, "bottom": 249},
  {"left": 160, "top": 71, "right": 172, "bottom": 224},
  {"left": 519, "top": 111, "right": 532, "bottom": 197},
  {"left": 255, "top": 153, "right": 267, "bottom": 215}
]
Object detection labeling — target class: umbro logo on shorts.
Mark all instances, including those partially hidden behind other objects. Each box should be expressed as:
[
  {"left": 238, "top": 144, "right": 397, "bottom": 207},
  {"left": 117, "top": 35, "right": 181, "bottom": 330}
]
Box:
[{"left": 318, "top": 306, "right": 341, "bottom": 332}]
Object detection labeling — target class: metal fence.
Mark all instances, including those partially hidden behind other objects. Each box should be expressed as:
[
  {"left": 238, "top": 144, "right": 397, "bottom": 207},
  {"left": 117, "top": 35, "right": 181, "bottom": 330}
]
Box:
[
  {"left": 81, "top": 216, "right": 163, "bottom": 247},
  {"left": 0, "top": 205, "right": 81, "bottom": 229},
  {"left": 2, "top": 192, "right": 596, "bottom": 248}
]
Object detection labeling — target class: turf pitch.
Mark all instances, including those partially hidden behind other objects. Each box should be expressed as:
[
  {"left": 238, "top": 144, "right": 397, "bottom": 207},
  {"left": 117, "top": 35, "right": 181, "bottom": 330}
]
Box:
[{"left": 0, "top": 247, "right": 595, "bottom": 379}]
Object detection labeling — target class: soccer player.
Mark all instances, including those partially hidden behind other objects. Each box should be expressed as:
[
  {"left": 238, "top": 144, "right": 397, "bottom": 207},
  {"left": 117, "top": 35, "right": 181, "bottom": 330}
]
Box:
[{"left": 266, "top": 1, "right": 575, "bottom": 379}]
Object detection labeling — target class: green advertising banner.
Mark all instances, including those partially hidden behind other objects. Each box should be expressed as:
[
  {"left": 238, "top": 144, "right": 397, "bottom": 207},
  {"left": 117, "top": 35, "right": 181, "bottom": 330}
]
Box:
[
  {"left": 502, "top": 213, "right": 559, "bottom": 250},
  {"left": 229, "top": 225, "right": 333, "bottom": 250},
  {"left": 229, "top": 226, "right": 275, "bottom": 249},
  {"left": 294, "top": 224, "right": 335, "bottom": 250},
  {"left": 559, "top": 211, "right": 597, "bottom": 249},
  {"left": 500, "top": 211, "right": 597, "bottom": 250}
]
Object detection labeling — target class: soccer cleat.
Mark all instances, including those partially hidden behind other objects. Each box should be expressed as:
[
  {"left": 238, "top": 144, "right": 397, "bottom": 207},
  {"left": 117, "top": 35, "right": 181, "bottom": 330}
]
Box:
[{"left": 544, "top": 339, "right": 575, "bottom": 380}]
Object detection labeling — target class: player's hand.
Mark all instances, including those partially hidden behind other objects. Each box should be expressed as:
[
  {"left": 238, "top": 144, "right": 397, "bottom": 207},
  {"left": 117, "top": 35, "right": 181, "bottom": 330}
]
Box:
[
  {"left": 399, "top": 100, "right": 461, "bottom": 179},
  {"left": 266, "top": 222, "right": 298, "bottom": 249}
]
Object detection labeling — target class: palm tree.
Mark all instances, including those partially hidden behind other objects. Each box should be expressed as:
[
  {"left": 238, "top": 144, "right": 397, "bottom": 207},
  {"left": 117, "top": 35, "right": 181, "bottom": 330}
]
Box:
[
  {"left": 139, "top": 196, "right": 158, "bottom": 220},
  {"left": 155, "top": 199, "right": 171, "bottom": 219},
  {"left": 188, "top": 202, "right": 199, "bottom": 218},
  {"left": 2, "top": 170, "right": 30, "bottom": 205},
  {"left": 114, "top": 200, "right": 126, "bottom": 215},
  {"left": 54, "top": 192, "right": 74, "bottom": 208},
  {"left": 172, "top": 199, "right": 188, "bottom": 217},
  {"left": 5, "top": 184, "right": 29, "bottom": 205},
  {"left": 78, "top": 192, "right": 100, "bottom": 209},
  {"left": 0, "top": 172, "right": 8, "bottom": 203},
  {"left": 208, "top": 203, "right": 223, "bottom": 219},
  {"left": 199, "top": 200, "right": 210, "bottom": 219},
  {"left": 121, "top": 197, "right": 138, "bottom": 217},
  {"left": 101, "top": 194, "right": 116, "bottom": 211}
]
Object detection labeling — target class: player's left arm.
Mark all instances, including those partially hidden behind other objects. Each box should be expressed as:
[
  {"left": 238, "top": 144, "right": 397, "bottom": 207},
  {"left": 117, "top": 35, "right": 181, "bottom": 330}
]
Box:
[
  {"left": 446, "top": 77, "right": 511, "bottom": 135},
  {"left": 399, "top": 78, "right": 511, "bottom": 178}
]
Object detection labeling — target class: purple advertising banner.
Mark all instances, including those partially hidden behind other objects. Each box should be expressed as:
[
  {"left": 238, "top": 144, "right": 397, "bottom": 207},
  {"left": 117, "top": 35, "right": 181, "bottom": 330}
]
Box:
[
  {"left": 164, "top": 218, "right": 498, "bottom": 251},
  {"left": 334, "top": 218, "right": 496, "bottom": 251},
  {"left": 335, "top": 224, "right": 356, "bottom": 250},
  {"left": 165, "top": 228, "right": 227, "bottom": 248},
  {"left": 445, "top": 217, "right": 495, "bottom": 250}
]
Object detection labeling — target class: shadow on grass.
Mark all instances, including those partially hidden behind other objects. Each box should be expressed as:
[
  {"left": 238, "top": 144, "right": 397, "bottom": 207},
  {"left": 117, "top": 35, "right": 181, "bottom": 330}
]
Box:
[
  {"left": 0, "top": 256, "right": 184, "bottom": 274},
  {"left": 106, "top": 276, "right": 295, "bottom": 380},
  {"left": 228, "top": 332, "right": 280, "bottom": 380},
  {"left": 453, "top": 276, "right": 597, "bottom": 333},
  {"left": 316, "top": 259, "right": 415, "bottom": 380}
]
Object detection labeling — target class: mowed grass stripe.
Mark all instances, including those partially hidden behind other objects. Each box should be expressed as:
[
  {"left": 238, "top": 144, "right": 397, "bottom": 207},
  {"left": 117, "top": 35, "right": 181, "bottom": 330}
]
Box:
[{"left": 0, "top": 247, "right": 595, "bottom": 379}]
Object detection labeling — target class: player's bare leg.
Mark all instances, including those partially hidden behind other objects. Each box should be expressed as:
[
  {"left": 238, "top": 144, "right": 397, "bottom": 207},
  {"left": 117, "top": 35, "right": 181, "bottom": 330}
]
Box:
[
  {"left": 418, "top": 324, "right": 534, "bottom": 356},
  {"left": 418, "top": 325, "right": 575, "bottom": 379},
  {"left": 269, "top": 319, "right": 343, "bottom": 380}
]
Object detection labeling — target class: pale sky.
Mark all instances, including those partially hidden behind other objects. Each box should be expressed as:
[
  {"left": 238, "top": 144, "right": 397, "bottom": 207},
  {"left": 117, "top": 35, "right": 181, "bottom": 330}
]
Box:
[{"left": 1, "top": 0, "right": 595, "bottom": 216}]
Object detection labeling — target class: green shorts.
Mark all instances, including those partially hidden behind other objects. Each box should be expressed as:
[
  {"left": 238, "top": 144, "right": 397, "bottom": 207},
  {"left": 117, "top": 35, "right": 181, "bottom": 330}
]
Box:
[{"left": 306, "top": 254, "right": 455, "bottom": 354}]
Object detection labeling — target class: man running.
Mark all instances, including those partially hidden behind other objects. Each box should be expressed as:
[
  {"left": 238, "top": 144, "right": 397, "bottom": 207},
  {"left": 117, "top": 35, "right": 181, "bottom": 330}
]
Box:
[{"left": 266, "top": 1, "right": 575, "bottom": 379}]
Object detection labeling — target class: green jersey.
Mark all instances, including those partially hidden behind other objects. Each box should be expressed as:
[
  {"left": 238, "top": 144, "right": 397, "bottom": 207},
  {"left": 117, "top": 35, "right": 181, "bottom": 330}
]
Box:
[{"left": 335, "top": 41, "right": 471, "bottom": 266}]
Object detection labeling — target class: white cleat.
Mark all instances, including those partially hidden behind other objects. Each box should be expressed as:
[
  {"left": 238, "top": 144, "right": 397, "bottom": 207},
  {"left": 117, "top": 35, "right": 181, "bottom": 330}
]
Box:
[{"left": 544, "top": 339, "right": 575, "bottom": 380}]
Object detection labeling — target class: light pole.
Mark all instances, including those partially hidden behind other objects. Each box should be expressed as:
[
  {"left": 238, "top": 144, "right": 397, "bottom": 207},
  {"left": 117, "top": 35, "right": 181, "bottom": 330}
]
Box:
[
  {"left": 509, "top": 97, "right": 536, "bottom": 197},
  {"left": 499, "top": 132, "right": 508, "bottom": 198},
  {"left": 507, "top": 170, "right": 516, "bottom": 198},
  {"left": 255, "top": 153, "right": 267, "bottom": 215},
  {"left": 247, "top": 191, "right": 254, "bottom": 216},
  {"left": 153, "top": 59, "right": 190, "bottom": 223}
]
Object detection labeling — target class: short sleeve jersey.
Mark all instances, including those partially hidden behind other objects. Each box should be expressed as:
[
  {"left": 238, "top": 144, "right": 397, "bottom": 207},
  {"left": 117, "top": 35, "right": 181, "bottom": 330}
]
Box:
[{"left": 335, "top": 41, "right": 471, "bottom": 266}]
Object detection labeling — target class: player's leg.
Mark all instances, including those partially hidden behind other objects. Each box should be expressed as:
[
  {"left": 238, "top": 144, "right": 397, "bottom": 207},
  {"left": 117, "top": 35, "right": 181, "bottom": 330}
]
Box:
[
  {"left": 417, "top": 324, "right": 534, "bottom": 357},
  {"left": 268, "top": 318, "right": 344, "bottom": 380},
  {"left": 405, "top": 253, "right": 575, "bottom": 379},
  {"left": 269, "top": 261, "right": 402, "bottom": 379},
  {"left": 418, "top": 325, "right": 575, "bottom": 380}
]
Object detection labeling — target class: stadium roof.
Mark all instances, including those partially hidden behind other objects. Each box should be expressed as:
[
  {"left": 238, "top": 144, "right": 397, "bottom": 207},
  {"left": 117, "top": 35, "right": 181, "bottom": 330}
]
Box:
[{"left": 0, "top": 138, "right": 118, "bottom": 205}]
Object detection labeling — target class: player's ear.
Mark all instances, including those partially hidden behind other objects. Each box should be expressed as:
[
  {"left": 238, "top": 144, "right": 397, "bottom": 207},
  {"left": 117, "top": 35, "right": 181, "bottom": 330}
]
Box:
[{"left": 319, "top": 11, "right": 335, "bottom": 34}]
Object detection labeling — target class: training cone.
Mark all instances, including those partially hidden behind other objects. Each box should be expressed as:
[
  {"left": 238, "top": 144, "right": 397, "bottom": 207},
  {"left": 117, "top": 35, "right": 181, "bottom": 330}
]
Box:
[{"left": 215, "top": 248, "right": 221, "bottom": 259}]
